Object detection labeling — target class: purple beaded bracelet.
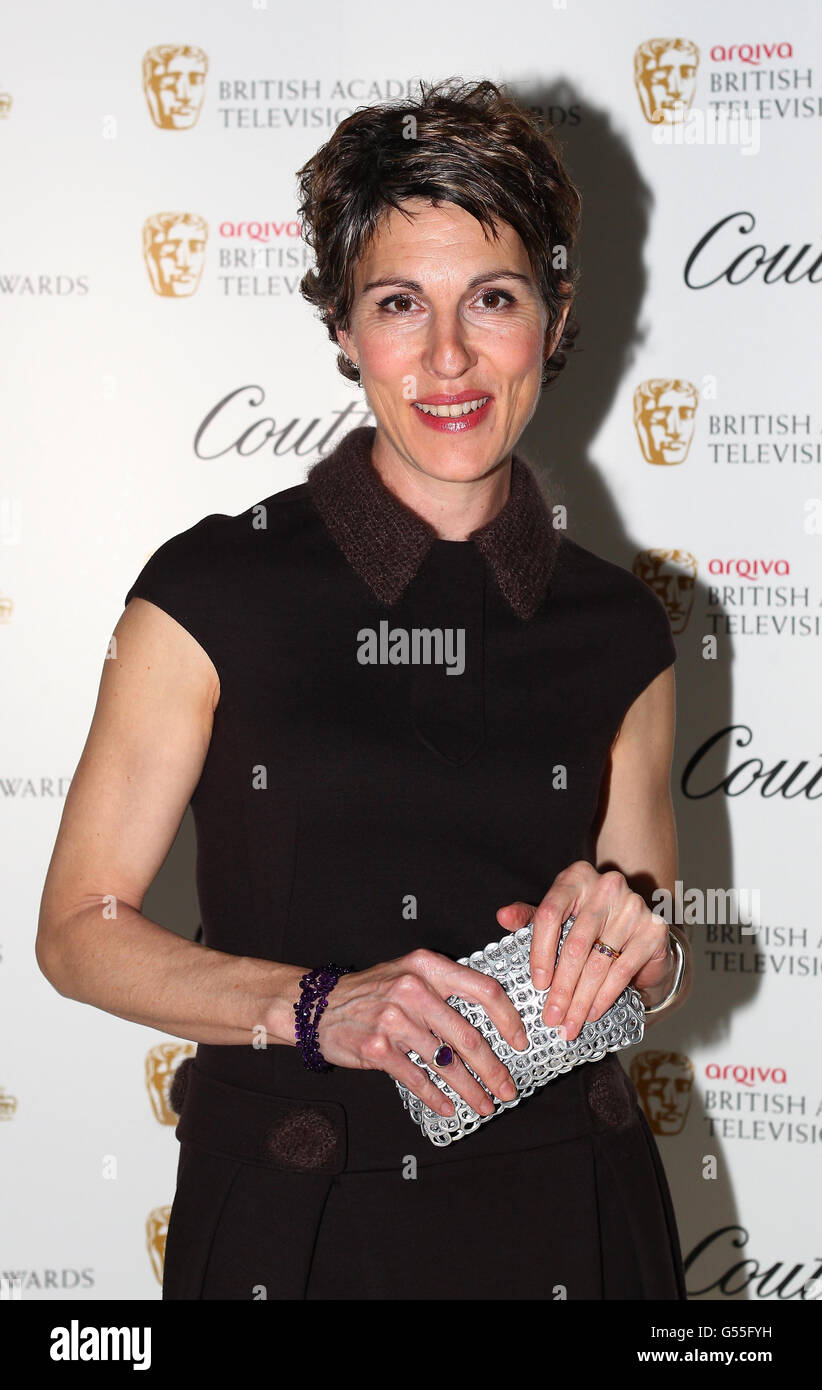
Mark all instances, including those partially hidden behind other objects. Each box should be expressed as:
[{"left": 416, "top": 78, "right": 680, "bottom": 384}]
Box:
[{"left": 293, "top": 964, "right": 354, "bottom": 1072}]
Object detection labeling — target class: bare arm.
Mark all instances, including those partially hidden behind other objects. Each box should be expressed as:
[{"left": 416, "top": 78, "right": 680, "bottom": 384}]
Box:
[
  {"left": 593, "top": 664, "right": 693, "bottom": 1026},
  {"left": 35, "top": 596, "right": 305, "bottom": 1047}
]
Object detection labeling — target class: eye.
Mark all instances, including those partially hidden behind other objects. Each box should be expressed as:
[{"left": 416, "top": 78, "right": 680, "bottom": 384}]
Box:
[
  {"left": 377, "top": 294, "right": 416, "bottom": 314},
  {"left": 376, "top": 288, "right": 516, "bottom": 314},
  {"left": 477, "top": 289, "right": 515, "bottom": 310}
]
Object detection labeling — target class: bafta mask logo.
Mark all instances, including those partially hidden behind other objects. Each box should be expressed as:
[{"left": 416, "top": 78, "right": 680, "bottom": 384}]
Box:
[
  {"left": 0, "top": 94, "right": 12, "bottom": 119},
  {"left": 143, "top": 213, "right": 208, "bottom": 297},
  {"left": 142, "top": 45, "right": 208, "bottom": 129},
  {"left": 146, "top": 1206, "right": 171, "bottom": 1284},
  {"left": 634, "top": 39, "right": 700, "bottom": 124},
  {"left": 633, "top": 549, "right": 697, "bottom": 635},
  {"left": 630, "top": 1050, "right": 694, "bottom": 1135},
  {"left": 0, "top": 1087, "right": 18, "bottom": 1119},
  {"left": 634, "top": 379, "right": 698, "bottom": 466},
  {"left": 145, "top": 1041, "right": 195, "bottom": 1125}
]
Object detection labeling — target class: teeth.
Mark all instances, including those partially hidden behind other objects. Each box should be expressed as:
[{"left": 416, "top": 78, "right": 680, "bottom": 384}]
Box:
[{"left": 414, "top": 397, "right": 489, "bottom": 418}]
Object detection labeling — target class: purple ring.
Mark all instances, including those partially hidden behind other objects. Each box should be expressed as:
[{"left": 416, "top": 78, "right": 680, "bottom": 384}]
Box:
[{"left": 433, "top": 1043, "right": 454, "bottom": 1067}]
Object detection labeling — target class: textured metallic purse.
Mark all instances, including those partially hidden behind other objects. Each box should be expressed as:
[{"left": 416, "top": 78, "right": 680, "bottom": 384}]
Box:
[{"left": 394, "top": 915, "right": 645, "bottom": 1146}]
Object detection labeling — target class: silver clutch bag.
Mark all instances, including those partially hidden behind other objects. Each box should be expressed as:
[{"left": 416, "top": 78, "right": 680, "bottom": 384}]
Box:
[{"left": 394, "top": 915, "right": 645, "bottom": 1146}]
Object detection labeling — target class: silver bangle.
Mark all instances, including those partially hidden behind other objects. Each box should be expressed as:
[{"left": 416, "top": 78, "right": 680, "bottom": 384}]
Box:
[{"left": 642, "top": 931, "right": 685, "bottom": 1015}]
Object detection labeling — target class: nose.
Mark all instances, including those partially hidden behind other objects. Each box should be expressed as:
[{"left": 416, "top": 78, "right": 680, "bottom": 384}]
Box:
[{"left": 420, "top": 314, "right": 476, "bottom": 382}]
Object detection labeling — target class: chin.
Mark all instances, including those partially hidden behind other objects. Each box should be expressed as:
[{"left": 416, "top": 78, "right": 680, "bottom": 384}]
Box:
[{"left": 409, "top": 452, "right": 509, "bottom": 484}]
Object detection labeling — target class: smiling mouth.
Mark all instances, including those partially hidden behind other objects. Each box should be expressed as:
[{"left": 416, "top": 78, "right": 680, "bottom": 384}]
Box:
[{"left": 413, "top": 396, "right": 490, "bottom": 419}]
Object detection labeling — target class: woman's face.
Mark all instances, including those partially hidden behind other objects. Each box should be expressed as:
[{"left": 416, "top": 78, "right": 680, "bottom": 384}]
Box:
[{"left": 335, "top": 197, "right": 569, "bottom": 483}]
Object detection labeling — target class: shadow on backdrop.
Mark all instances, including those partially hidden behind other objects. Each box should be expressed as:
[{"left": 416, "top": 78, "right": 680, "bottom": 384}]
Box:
[{"left": 518, "top": 79, "right": 745, "bottom": 1299}]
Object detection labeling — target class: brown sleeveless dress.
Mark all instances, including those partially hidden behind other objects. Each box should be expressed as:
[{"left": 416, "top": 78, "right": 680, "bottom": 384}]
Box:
[{"left": 124, "top": 425, "right": 685, "bottom": 1300}]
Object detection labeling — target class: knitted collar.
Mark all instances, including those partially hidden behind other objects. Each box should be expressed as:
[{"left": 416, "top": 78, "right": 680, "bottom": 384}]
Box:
[{"left": 306, "top": 425, "right": 562, "bottom": 620}]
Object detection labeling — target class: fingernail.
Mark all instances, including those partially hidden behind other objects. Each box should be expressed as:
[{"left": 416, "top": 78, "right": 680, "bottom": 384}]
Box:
[
  {"left": 514, "top": 1026, "right": 528, "bottom": 1049},
  {"left": 532, "top": 968, "right": 549, "bottom": 989},
  {"left": 499, "top": 1080, "right": 517, "bottom": 1100},
  {"left": 544, "top": 1004, "right": 562, "bottom": 1024}
]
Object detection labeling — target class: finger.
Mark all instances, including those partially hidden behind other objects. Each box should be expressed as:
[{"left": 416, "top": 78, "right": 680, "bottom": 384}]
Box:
[
  {"left": 557, "top": 897, "right": 645, "bottom": 1038},
  {"left": 530, "top": 885, "right": 582, "bottom": 989},
  {"left": 541, "top": 903, "right": 610, "bottom": 1026},
  {"left": 388, "top": 965, "right": 522, "bottom": 1093},
  {"left": 582, "top": 922, "right": 671, "bottom": 1023},
  {"left": 442, "top": 961, "right": 530, "bottom": 1054},
  {"left": 396, "top": 1022, "right": 498, "bottom": 1117},
  {"left": 386, "top": 1046, "right": 465, "bottom": 1117},
  {"left": 419, "top": 991, "right": 520, "bottom": 1104},
  {"left": 629, "top": 916, "right": 674, "bottom": 991},
  {"left": 429, "top": 1052, "right": 497, "bottom": 1117},
  {"left": 584, "top": 909, "right": 669, "bottom": 1021},
  {"left": 495, "top": 901, "right": 536, "bottom": 932},
  {"left": 582, "top": 936, "right": 655, "bottom": 1028}
]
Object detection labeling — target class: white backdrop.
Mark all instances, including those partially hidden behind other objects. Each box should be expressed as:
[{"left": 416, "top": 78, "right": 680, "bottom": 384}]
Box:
[{"left": 2, "top": 0, "right": 821, "bottom": 1300}]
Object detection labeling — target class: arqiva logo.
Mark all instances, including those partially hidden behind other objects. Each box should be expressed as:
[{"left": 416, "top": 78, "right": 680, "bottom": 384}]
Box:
[
  {"left": 710, "top": 43, "right": 793, "bottom": 65},
  {"left": 705, "top": 1064, "right": 786, "bottom": 1086},
  {"left": 219, "top": 220, "right": 302, "bottom": 240},
  {"left": 707, "top": 558, "right": 790, "bottom": 578}
]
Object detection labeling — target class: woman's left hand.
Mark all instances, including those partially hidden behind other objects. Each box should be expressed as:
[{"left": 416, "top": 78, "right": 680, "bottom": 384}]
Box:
[{"left": 496, "top": 860, "right": 675, "bottom": 1039}]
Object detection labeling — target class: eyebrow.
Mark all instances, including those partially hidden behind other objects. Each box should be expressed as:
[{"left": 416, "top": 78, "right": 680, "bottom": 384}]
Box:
[{"left": 360, "top": 268, "right": 536, "bottom": 295}]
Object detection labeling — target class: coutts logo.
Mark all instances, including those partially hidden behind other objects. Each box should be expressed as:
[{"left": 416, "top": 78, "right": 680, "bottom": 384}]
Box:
[
  {"left": 194, "top": 389, "right": 375, "bottom": 460},
  {"left": 684, "top": 212, "right": 822, "bottom": 288},
  {"left": 682, "top": 725, "right": 822, "bottom": 800},
  {"left": 686, "top": 1226, "right": 822, "bottom": 1300}
]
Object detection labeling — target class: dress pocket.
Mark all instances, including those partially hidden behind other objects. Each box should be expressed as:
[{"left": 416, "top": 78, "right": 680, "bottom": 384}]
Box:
[
  {"left": 162, "top": 1142, "right": 243, "bottom": 1300},
  {"left": 195, "top": 1158, "right": 339, "bottom": 1300}
]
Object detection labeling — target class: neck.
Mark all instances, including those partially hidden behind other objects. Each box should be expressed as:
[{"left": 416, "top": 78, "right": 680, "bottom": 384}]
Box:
[{"left": 370, "top": 431, "right": 512, "bottom": 540}]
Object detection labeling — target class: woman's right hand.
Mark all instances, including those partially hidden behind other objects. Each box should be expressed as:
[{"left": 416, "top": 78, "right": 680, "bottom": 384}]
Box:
[{"left": 313, "top": 950, "right": 529, "bottom": 1117}]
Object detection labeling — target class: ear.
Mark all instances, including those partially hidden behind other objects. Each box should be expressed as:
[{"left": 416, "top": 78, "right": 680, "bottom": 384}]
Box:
[
  {"left": 335, "top": 328, "right": 357, "bottom": 366},
  {"left": 545, "top": 298, "right": 572, "bottom": 361},
  {"left": 330, "top": 308, "right": 357, "bottom": 368}
]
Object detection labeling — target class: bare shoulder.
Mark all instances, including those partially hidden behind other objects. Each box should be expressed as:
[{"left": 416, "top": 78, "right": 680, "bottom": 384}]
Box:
[
  {"left": 38, "top": 596, "right": 220, "bottom": 937},
  {"left": 117, "top": 592, "right": 220, "bottom": 716},
  {"left": 612, "top": 662, "right": 675, "bottom": 755}
]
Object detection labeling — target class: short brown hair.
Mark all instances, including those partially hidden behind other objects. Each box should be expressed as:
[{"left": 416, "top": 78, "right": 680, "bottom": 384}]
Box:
[{"left": 296, "top": 76, "right": 581, "bottom": 388}]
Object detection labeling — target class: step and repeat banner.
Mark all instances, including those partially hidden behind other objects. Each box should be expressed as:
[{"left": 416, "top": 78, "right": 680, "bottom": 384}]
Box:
[{"left": 2, "top": 0, "right": 820, "bottom": 1301}]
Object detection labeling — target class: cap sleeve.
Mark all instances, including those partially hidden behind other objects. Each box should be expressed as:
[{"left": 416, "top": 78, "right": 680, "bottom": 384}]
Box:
[
  {"left": 618, "top": 573, "right": 677, "bottom": 716},
  {"left": 123, "top": 515, "right": 224, "bottom": 675}
]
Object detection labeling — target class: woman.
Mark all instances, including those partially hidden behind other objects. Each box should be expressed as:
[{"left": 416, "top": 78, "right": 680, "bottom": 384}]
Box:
[{"left": 37, "top": 77, "right": 692, "bottom": 1300}]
